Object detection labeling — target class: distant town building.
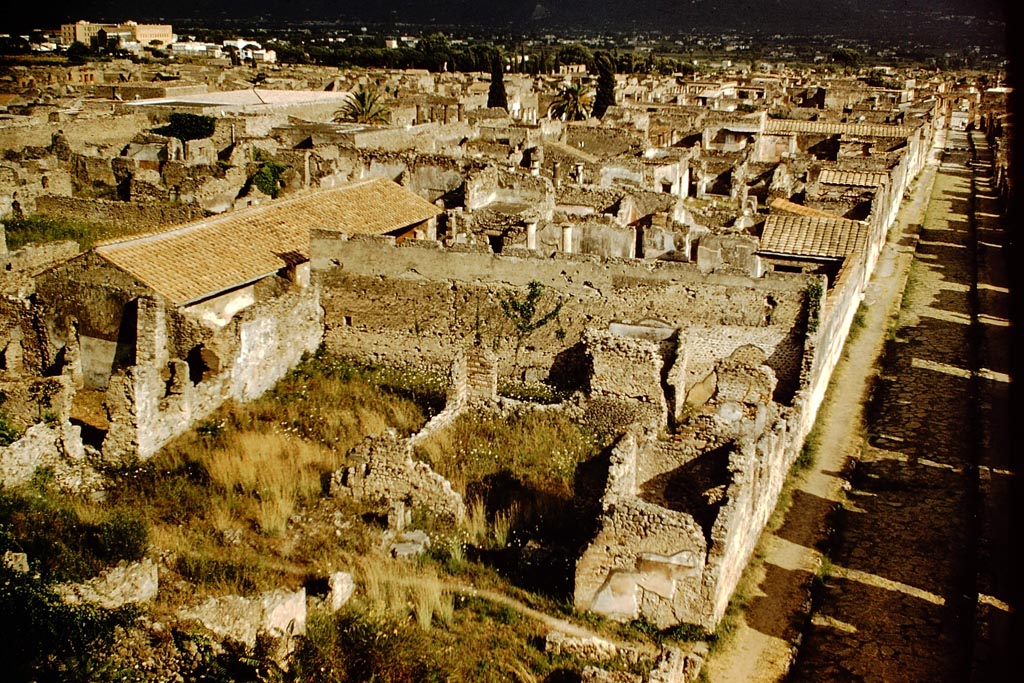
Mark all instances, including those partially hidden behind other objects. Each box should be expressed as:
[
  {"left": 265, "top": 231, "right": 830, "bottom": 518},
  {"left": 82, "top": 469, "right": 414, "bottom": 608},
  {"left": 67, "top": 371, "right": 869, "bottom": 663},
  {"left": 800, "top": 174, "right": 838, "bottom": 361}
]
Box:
[
  {"left": 60, "top": 20, "right": 174, "bottom": 47},
  {"left": 221, "top": 39, "right": 277, "bottom": 64}
]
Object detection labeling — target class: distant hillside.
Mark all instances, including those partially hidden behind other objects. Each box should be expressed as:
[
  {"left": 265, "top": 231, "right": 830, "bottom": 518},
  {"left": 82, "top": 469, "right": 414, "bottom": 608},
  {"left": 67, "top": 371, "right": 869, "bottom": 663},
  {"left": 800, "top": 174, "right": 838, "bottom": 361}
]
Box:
[{"left": 10, "top": 0, "right": 1006, "bottom": 46}]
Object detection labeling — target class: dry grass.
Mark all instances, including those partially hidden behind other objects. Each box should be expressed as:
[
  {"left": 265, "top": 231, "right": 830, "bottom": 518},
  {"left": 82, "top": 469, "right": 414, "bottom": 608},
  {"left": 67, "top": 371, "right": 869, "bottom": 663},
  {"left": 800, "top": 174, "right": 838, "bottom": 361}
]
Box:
[
  {"left": 464, "top": 497, "right": 489, "bottom": 545},
  {"left": 354, "top": 555, "right": 454, "bottom": 630},
  {"left": 414, "top": 407, "right": 597, "bottom": 496},
  {"left": 492, "top": 503, "right": 518, "bottom": 549},
  {"left": 202, "top": 430, "right": 335, "bottom": 535},
  {"left": 90, "top": 351, "right": 437, "bottom": 598}
]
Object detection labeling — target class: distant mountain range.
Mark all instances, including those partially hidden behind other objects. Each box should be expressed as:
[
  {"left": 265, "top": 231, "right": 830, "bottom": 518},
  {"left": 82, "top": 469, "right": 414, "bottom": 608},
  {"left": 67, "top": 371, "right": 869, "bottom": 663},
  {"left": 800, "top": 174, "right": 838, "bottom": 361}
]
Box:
[{"left": 8, "top": 0, "right": 1006, "bottom": 43}]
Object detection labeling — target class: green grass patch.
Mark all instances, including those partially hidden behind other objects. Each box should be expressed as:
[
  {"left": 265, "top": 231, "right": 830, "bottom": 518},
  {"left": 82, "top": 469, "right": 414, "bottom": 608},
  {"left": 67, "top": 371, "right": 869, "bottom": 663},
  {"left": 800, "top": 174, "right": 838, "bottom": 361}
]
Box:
[
  {"left": 2, "top": 214, "right": 116, "bottom": 250},
  {"left": 0, "top": 469, "right": 148, "bottom": 582},
  {"left": 414, "top": 407, "right": 599, "bottom": 497}
]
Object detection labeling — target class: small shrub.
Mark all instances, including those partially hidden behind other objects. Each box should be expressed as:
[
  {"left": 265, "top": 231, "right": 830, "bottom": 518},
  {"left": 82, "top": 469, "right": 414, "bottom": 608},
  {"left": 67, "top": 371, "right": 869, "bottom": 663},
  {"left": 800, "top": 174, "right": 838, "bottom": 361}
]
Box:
[
  {"left": 292, "top": 609, "right": 447, "bottom": 683},
  {"left": 154, "top": 112, "right": 216, "bottom": 141},
  {"left": 0, "top": 411, "right": 20, "bottom": 446},
  {"left": 252, "top": 150, "right": 287, "bottom": 198},
  {"left": 88, "top": 508, "right": 148, "bottom": 563}
]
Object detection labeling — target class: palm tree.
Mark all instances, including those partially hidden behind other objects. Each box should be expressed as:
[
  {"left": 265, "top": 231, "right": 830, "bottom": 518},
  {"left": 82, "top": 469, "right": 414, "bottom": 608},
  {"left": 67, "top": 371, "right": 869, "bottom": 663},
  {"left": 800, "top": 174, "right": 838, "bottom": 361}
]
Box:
[
  {"left": 548, "top": 82, "right": 594, "bottom": 121},
  {"left": 333, "top": 87, "right": 391, "bottom": 125}
]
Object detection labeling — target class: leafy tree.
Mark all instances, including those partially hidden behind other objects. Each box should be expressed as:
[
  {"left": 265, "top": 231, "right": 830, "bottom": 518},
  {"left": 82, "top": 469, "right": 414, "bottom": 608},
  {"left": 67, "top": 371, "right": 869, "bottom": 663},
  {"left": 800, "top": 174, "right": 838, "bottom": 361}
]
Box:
[
  {"left": 498, "top": 280, "right": 565, "bottom": 369},
  {"left": 593, "top": 52, "right": 616, "bottom": 119},
  {"left": 831, "top": 47, "right": 860, "bottom": 68},
  {"left": 548, "top": 82, "right": 594, "bottom": 121},
  {"left": 555, "top": 43, "right": 594, "bottom": 72},
  {"left": 487, "top": 49, "right": 508, "bottom": 111},
  {"left": 154, "top": 112, "right": 216, "bottom": 142},
  {"left": 417, "top": 32, "right": 451, "bottom": 72},
  {"left": 333, "top": 86, "right": 391, "bottom": 125},
  {"left": 65, "top": 41, "right": 92, "bottom": 65}
]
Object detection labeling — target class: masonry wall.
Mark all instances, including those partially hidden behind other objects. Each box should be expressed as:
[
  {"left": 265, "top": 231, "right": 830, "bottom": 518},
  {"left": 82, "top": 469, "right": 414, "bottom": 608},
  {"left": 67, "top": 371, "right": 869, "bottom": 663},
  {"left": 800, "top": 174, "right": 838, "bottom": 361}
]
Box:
[
  {"left": 0, "top": 111, "right": 151, "bottom": 152},
  {"left": 34, "top": 195, "right": 209, "bottom": 230},
  {"left": 700, "top": 409, "right": 791, "bottom": 626},
  {"left": 312, "top": 235, "right": 809, "bottom": 383},
  {"left": 574, "top": 432, "right": 710, "bottom": 627},
  {"left": 103, "top": 285, "right": 323, "bottom": 460}
]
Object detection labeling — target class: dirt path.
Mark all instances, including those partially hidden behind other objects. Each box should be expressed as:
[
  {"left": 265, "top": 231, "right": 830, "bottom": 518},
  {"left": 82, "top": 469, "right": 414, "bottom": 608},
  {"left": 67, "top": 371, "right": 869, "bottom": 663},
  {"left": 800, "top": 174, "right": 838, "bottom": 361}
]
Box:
[
  {"left": 440, "top": 580, "right": 661, "bottom": 656},
  {"left": 702, "top": 130, "right": 946, "bottom": 683}
]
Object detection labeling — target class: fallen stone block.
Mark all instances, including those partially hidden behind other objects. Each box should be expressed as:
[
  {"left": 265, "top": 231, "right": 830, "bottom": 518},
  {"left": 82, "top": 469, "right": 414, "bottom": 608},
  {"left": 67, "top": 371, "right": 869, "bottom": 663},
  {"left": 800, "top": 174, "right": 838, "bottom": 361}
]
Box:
[{"left": 57, "top": 558, "right": 159, "bottom": 609}]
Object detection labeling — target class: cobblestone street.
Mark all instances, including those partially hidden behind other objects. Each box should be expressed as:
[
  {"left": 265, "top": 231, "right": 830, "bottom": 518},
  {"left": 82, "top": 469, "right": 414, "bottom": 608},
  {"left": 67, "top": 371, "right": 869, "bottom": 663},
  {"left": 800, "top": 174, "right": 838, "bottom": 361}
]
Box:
[{"left": 788, "top": 130, "right": 1012, "bottom": 683}]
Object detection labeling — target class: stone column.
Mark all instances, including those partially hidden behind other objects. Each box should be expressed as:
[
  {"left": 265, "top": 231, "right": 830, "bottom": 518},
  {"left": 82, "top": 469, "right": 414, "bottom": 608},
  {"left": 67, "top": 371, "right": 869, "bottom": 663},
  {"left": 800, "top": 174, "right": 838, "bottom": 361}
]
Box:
[
  {"left": 527, "top": 222, "right": 537, "bottom": 250},
  {"left": 134, "top": 296, "right": 168, "bottom": 369},
  {"left": 561, "top": 225, "right": 573, "bottom": 253}
]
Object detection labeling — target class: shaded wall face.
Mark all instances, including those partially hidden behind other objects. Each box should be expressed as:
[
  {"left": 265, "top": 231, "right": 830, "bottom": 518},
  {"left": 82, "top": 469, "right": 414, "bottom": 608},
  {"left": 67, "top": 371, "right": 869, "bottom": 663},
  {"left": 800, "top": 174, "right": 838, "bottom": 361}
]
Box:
[{"left": 34, "top": 254, "right": 149, "bottom": 390}]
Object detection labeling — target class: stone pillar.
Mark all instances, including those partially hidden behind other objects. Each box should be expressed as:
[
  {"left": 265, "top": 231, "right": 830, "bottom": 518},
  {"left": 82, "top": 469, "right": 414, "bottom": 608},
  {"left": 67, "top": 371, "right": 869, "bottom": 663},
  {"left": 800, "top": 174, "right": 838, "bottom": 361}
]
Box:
[
  {"left": 415, "top": 104, "right": 423, "bottom": 124},
  {"left": 448, "top": 345, "right": 498, "bottom": 408},
  {"left": 457, "top": 103, "right": 464, "bottom": 122},
  {"left": 134, "top": 296, "right": 168, "bottom": 369},
  {"left": 561, "top": 225, "right": 573, "bottom": 253},
  {"left": 526, "top": 222, "right": 537, "bottom": 250}
]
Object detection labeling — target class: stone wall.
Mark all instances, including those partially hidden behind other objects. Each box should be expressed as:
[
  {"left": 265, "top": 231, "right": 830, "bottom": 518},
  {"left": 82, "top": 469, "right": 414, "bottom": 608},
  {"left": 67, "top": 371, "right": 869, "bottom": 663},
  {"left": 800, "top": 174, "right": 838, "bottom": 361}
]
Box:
[
  {"left": 0, "top": 111, "right": 151, "bottom": 152},
  {"left": 3, "top": 239, "right": 80, "bottom": 275},
  {"left": 574, "top": 432, "right": 710, "bottom": 627},
  {"left": 574, "top": 333, "right": 805, "bottom": 630},
  {"left": 103, "top": 285, "right": 323, "bottom": 461},
  {"left": 313, "top": 234, "right": 808, "bottom": 384},
  {"left": 0, "top": 420, "right": 101, "bottom": 491},
  {"left": 35, "top": 195, "right": 209, "bottom": 230},
  {"left": 330, "top": 428, "right": 465, "bottom": 523}
]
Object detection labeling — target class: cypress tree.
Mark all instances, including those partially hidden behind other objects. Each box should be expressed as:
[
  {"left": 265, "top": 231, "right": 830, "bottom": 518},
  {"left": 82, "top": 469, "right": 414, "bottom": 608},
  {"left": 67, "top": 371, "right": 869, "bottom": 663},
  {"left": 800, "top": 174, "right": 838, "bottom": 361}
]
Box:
[
  {"left": 594, "top": 52, "right": 616, "bottom": 119},
  {"left": 488, "top": 49, "right": 508, "bottom": 111}
]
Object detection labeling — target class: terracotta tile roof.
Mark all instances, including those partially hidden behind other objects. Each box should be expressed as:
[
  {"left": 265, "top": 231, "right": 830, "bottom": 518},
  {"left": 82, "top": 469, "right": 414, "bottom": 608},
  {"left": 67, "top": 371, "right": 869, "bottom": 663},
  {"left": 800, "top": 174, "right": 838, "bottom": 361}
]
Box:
[
  {"left": 768, "top": 197, "right": 841, "bottom": 219},
  {"left": 94, "top": 177, "right": 439, "bottom": 305},
  {"left": 311, "top": 176, "right": 443, "bottom": 235},
  {"left": 759, "top": 213, "right": 868, "bottom": 258},
  {"left": 818, "top": 169, "right": 889, "bottom": 187},
  {"left": 764, "top": 119, "right": 915, "bottom": 138}
]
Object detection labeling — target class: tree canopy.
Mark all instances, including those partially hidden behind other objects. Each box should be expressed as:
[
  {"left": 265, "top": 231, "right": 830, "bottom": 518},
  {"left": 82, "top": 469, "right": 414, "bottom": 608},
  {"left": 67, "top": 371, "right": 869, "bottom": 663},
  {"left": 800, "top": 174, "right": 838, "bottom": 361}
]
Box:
[
  {"left": 593, "top": 52, "right": 616, "bottom": 119},
  {"left": 154, "top": 113, "right": 216, "bottom": 142},
  {"left": 487, "top": 49, "right": 508, "bottom": 111}
]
